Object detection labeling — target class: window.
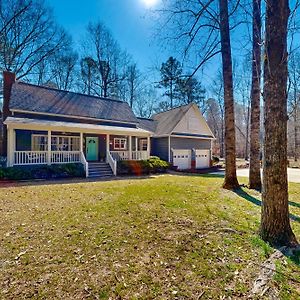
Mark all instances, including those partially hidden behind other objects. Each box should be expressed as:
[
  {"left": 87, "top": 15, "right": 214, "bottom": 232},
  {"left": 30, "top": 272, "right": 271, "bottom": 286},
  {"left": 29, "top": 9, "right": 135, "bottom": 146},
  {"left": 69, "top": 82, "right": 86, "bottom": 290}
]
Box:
[
  {"left": 140, "top": 139, "right": 148, "bottom": 151},
  {"left": 114, "top": 138, "right": 127, "bottom": 150},
  {"left": 32, "top": 134, "right": 80, "bottom": 151},
  {"left": 51, "top": 136, "right": 80, "bottom": 151},
  {"left": 32, "top": 135, "right": 48, "bottom": 151}
]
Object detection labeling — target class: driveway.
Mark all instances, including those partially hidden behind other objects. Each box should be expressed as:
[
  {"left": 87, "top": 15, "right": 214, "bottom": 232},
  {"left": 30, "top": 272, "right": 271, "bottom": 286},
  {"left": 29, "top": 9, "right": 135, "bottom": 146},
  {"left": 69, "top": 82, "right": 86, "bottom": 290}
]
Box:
[{"left": 210, "top": 168, "right": 300, "bottom": 183}]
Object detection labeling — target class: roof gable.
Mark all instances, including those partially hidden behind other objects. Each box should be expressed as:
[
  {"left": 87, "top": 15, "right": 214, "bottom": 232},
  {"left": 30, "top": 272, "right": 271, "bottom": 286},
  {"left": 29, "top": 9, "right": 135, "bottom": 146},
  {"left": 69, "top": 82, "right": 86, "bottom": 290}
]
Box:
[
  {"left": 9, "top": 82, "right": 138, "bottom": 124},
  {"left": 172, "top": 104, "right": 215, "bottom": 138},
  {"left": 151, "top": 104, "right": 192, "bottom": 135}
]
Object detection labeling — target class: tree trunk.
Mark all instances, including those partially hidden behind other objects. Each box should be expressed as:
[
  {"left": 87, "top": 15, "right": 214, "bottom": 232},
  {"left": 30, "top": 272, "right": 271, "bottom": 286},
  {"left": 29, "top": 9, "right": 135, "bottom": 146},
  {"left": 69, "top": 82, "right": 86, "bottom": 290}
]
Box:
[
  {"left": 249, "top": 0, "right": 262, "bottom": 190},
  {"left": 260, "top": 0, "right": 298, "bottom": 247},
  {"left": 245, "top": 103, "right": 250, "bottom": 160},
  {"left": 219, "top": 0, "right": 239, "bottom": 189},
  {"left": 294, "top": 112, "right": 298, "bottom": 161}
]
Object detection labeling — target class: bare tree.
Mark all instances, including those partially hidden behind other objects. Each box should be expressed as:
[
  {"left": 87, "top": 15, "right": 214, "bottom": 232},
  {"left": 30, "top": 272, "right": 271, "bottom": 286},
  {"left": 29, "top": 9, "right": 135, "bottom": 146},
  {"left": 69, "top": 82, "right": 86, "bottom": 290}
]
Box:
[
  {"left": 234, "top": 58, "right": 252, "bottom": 160},
  {"left": 260, "top": 0, "right": 298, "bottom": 247},
  {"left": 49, "top": 50, "right": 78, "bottom": 90},
  {"left": 287, "top": 51, "right": 300, "bottom": 162},
  {"left": 0, "top": 0, "right": 68, "bottom": 80},
  {"left": 157, "top": 0, "right": 240, "bottom": 189},
  {"left": 206, "top": 97, "right": 224, "bottom": 157},
  {"left": 80, "top": 57, "right": 98, "bottom": 95},
  {"left": 209, "top": 70, "right": 225, "bottom": 157},
  {"left": 82, "top": 21, "right": 130, "bottom": 98},
  {"left": 125, "top": 63, "right": 141, "bottom": 108},
  {"left": 219, "top": 0, "right": 239, "bottom": 189},
  {"left": 0, "top": 0, "right": 32, "bottom": 35},
  {"left": 249, "top": 0, "right": 262, "bottom": 190},
  {"left": 135, "top": 86, "right": 157, "bottom": 118}
]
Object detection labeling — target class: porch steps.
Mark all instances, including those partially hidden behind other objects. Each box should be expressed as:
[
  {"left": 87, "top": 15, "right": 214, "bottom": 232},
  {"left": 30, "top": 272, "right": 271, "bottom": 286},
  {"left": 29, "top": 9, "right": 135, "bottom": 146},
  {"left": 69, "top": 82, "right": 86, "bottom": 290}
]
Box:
[{"left": 88, "top": 162, "right": 113, "bottom": 178}]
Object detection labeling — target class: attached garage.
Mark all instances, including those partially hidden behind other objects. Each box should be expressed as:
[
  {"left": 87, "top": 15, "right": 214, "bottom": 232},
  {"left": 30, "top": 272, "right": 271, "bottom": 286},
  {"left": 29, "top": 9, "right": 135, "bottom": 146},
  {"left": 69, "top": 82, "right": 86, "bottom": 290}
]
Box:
[
  {"left": 138, "top": 103, "right": 216, "bottom": 169},
  {"left": 195, "top": 149, "right": 210, "bottom": 169},
  {"left": 172, "top": 149, "right": 191, "bottom": 170}
]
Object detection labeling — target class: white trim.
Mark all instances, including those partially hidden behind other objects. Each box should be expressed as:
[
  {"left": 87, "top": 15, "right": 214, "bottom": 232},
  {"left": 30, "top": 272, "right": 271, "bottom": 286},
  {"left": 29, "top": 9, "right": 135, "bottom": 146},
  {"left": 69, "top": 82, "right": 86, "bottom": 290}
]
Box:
[
  {"left": 80, "top": 132, "right": 83, "bottom": 152},
  {"left": 168, "top": 135, "right": 171, "bottom": 162},
  {"left": 31, "top": 134, "right": 80, "bottom": 152},
  {"left": 47, "top": 130, "right": 51, "bottom": 165},
  {"left": 170, "top": 104, "right": 216, "bottom": 139},
  {"left": 10, "top": 109, "right": 138, "bottom": 126},
  {"left": 5, "top": 117, "right": 152, "bottom": 137},
  {"left": 152, "top": 134, "right": 215, "bottom": 139},
  {"left": 140, "top": 139, "right": 148, "bottom": 151},
  {"left": 147, "top": 136, "right": 150, "bottom": 157},
  {"left": 113, "top": 138, "right": 127, "bottom": 150},
  {"left": 106, "top": 134, "right": 110, "bottom": 161},
  {"left": 128, "top": 136, "right": 132, "bottom": 159},
  {"left": 170, "top": 134, "right": 215, "bottom": 140},
  {"left": 7, "top": 127, "right": 14, "bottom": 167}
]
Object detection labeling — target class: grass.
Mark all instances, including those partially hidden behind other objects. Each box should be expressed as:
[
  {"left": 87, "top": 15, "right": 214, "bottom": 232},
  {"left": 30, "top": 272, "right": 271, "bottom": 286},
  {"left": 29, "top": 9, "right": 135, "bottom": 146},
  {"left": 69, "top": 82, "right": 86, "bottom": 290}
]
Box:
[{"left": 0, "top": 174, "right": 300, "bottom": 299}]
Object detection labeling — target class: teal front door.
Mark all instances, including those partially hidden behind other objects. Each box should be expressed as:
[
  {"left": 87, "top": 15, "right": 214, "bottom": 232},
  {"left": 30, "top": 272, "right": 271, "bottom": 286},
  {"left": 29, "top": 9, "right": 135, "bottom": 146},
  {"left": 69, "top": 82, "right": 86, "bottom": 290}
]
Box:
[{"left": 86, "top": 137, "right": 98, "bottom": 161}]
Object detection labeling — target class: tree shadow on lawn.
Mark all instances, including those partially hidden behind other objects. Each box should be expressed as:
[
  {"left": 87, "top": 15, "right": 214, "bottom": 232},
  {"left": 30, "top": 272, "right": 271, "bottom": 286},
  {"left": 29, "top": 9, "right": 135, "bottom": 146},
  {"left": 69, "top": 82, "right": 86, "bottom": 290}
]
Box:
[
  {"left": 235, "top": 188, "right": 300, "bottom": 264},
  {"left": 235, "top": 188, "right": 300, "bottom": 223},
  {"left": 168, "top": 171, "right": 225, "bottom": 179}
]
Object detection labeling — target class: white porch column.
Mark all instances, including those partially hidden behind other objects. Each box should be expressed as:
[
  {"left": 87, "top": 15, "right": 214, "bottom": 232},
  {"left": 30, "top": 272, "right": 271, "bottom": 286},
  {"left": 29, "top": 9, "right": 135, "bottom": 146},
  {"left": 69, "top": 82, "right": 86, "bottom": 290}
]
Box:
[
  {"left": 147, "top": 136, "right": 151, "bottom": 158},
  {"left": 80, "top": 132, "right": 83, "bottom": 152},
  {"left": 47, "top": 130, "right": 51, "bottom": 165},
  {"left": 168, "top": 135, "right": 171, "bottom": 162},
  {"left": 7, "top": 127, "right": 15, "bottom": 167},
  {"left": 135, "top": 137, "right": 138, "bottom": 151},
  {"left": 106, "top": 134, "right": 110, "bottom": 162},
  {"left": 128, "top": 136, "right": 132, "bottom": 160}
]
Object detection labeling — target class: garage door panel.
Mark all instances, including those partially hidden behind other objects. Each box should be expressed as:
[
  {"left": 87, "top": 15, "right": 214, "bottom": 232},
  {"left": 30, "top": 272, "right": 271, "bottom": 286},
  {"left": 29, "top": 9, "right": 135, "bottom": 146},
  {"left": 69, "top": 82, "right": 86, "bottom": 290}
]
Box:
[
  {"left": 172, "top": 149, "right": 191, "bottom": 170},
  {"left": 195, "top": 149, "right": 210, "bottom": 169}
]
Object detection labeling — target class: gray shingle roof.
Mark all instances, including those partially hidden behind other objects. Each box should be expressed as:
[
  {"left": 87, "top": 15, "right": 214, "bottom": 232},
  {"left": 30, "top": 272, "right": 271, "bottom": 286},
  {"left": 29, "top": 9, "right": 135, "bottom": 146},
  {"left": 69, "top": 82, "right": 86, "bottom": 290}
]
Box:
[
  {"left": 137, "top": 104, "right": 193, "bottom": 135},
  {"left": 151, "top": 103, "right": 193, "bottom": 135},
  {"left": 137, "top": 117, "right": 157, "bottom": 133},
  {"left": 9, "top": 82, "right": 139, "bottom": 124}
]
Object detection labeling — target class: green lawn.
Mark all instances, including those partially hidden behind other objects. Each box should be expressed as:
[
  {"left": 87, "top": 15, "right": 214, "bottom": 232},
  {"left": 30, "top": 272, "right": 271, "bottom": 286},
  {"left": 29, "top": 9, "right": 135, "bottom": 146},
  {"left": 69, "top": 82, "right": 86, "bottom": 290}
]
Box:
[{"left": 0, "top": 174, "right": 300, "bottom": 299}]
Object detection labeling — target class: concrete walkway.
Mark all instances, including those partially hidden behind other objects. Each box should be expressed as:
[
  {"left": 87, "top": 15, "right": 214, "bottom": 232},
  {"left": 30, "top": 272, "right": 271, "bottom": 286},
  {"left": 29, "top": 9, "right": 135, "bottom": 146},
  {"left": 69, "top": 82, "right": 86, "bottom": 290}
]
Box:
[{"left": 210, "top": 168, "right": 300, "bottom": 183}]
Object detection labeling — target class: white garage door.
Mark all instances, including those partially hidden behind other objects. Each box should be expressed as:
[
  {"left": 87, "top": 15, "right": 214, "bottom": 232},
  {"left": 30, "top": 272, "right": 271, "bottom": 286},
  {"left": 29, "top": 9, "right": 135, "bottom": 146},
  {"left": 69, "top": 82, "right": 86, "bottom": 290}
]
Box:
[
  {"left": 172, "top": 149, "right": 191, "bottom": 170},
  {"left": 195, "top": 149, "right": 210, "bottom": 169}
]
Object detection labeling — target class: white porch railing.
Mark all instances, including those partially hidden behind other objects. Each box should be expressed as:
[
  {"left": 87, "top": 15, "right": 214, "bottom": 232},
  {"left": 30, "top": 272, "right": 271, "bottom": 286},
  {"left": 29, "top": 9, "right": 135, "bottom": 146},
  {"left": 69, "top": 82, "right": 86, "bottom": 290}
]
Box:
[
  {"left": 14, "top": 151, "right": 48, "bottom": 165},
  {"left": 51, "top": 151, "right": 81, "bottom": 164},
  {"left": 132, "top": 151, "right": 148, "bottom": 160},
  {"left": 110, "top": 151, "right": 130, "bottom": 161},
  {"left": 110, "top": 151, "right": 149, "bottom": 161},
  {"left": 107, "top": 151, "right": 117, "bottom": 176},
  {"left": 80, "top": 151, "right": 89, "bottom": 177},
  {"left": 13, "top": 151, "right": 82, "bottom": 166}
]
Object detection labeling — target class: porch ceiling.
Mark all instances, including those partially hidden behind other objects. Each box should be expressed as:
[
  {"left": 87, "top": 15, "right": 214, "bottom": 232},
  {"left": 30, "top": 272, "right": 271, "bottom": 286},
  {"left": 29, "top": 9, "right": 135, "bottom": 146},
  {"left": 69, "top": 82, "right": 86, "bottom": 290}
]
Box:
[{"left": 4, "top": 117, "right": 152, "bottom": 136}]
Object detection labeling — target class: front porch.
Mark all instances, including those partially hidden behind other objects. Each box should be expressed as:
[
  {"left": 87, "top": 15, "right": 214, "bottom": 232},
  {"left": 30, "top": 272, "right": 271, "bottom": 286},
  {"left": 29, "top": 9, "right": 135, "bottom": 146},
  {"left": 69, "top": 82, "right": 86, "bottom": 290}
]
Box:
[{"left": 5, "top": 117, "right": 152, "bottom": 177}]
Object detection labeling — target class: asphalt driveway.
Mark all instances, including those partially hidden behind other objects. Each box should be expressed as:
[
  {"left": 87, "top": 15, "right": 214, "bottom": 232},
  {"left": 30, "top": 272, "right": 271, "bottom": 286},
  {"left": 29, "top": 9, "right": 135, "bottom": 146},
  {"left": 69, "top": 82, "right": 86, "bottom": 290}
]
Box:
[{"left": 211, "top": 168, "right": 300, "bottom": 183}]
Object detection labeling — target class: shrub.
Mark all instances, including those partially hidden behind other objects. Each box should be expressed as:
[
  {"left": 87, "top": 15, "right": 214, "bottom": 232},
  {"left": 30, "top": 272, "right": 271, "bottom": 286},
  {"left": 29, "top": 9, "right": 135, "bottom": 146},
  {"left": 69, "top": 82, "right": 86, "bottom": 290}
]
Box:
[
  {"left": 212, "top": 156, "right": 220, "bottom": 165},
  {"left": 0, "top": 163, "right": 85, "bottom": 181},
  {"left": 117, "top": 157, "right": 169, "bottom": 176},
  {"left": 0, "top": 156, "right": 6, "bottom": 168}
]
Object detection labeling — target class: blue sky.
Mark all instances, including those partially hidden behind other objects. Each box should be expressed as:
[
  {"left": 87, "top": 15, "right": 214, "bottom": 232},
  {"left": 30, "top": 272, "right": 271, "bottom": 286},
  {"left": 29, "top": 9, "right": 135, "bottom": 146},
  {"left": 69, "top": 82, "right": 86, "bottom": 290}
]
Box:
[
  {"left": 47, "top": 0, "right": 168, "bottom": 79},
  {"left": 46, "top": 0, "right": 249, "bottom": 96}
]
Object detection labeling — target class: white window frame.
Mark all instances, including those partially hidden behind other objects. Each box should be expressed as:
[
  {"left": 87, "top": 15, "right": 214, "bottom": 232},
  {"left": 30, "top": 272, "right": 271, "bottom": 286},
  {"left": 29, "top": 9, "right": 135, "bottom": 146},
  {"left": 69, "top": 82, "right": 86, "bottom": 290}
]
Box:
[
  {"left": 32, "top": 134, "right": 80, "bottom": 152},
  {"left": 31, "top": 134, "right": 48, "bottom": 151},
  {"left": 140, "top": 139, "right": 148, "bottom": 151},
  {"left": 114, "top": 138, "right": 127, "bottom": 150}
]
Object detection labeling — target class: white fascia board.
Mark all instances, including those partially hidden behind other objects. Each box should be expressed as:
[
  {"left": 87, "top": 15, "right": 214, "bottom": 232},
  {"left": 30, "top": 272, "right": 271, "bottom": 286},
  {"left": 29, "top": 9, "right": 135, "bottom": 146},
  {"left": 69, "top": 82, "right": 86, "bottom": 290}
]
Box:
[{"left": 4, "top": 117, "right": 152, "bottom": 137}]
